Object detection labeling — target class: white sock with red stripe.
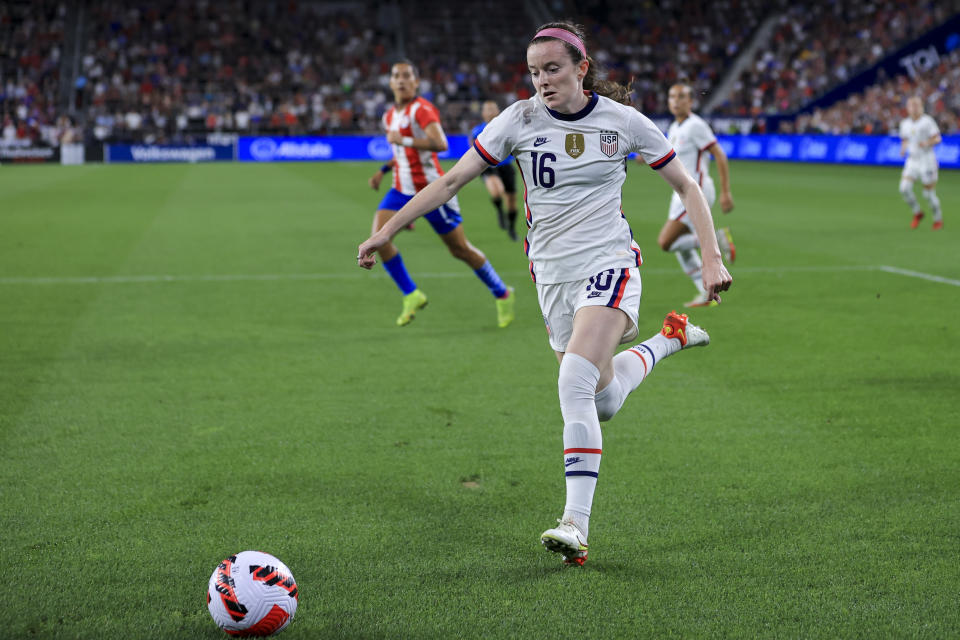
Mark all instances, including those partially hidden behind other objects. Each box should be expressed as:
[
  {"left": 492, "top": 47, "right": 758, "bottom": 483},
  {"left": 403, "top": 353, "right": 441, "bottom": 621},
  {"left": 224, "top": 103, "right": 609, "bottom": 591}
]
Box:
[
  {"left": 675, "top": 249, "right": 705, "bottom": 293},
  {"left": 558, "top": 353, "right": 602, "bottom": 540},
  {"left": 594, "top": 334, "right": 679, "bottom": 422}
]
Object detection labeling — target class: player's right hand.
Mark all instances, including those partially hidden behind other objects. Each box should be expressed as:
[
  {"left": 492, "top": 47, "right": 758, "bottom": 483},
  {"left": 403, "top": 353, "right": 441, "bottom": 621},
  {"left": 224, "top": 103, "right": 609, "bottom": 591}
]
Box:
[
  {"left": 369, "top": 172, "right": 383, "bottom": 190},
  {"left": 720, "top": 192, "right": 734, "bottom": 213}
]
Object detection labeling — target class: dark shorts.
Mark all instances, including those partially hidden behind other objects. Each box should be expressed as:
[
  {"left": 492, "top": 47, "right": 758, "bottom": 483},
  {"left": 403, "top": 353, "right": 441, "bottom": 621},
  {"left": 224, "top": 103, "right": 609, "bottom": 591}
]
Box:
[
  {"left": 482, "top": 161, "right": 517, "bottom": 194},
  {"left": 377, "top": 188, "right": 462, "bottom": 235}
]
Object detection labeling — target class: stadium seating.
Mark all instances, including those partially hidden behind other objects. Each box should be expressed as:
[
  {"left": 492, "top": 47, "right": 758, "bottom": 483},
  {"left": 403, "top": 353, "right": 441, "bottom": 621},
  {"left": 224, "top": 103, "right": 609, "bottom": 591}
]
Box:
[
  {"left": 792, "top": 48, "right": 960, "bottom": 135},
  {"left": 2, "top": 0, "right": 957, "bottom": 145},
  {"left": 717, "top": 0, "right": 954, "bottom": 118}
]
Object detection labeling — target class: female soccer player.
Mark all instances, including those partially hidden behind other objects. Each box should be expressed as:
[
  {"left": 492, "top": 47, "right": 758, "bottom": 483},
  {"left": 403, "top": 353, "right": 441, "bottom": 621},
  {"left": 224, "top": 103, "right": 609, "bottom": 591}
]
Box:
[
  {"left": 470, "top": 100, "right": 520, "bottom": 241},
  {"left": 367, "top": 60, "right": 515, "bottom": 327},
  {"left": 899, "top": 96, "right": 943, "bottom": 230},
  {"left": 655, "top": 83, "right": 736, "bottom": 307},
  {"left": 357, "top": 24, "right": 732, "bottom": 565}
]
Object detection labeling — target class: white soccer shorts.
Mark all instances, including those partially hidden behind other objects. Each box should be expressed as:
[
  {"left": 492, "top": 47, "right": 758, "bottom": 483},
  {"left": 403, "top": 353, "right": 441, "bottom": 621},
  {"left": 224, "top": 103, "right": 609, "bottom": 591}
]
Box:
[
  {"left": 537, "top": 267, "right": 642, "bottom": 353},
  {"left": 902, "top": 157, "right": 938, "bottom": 185}
]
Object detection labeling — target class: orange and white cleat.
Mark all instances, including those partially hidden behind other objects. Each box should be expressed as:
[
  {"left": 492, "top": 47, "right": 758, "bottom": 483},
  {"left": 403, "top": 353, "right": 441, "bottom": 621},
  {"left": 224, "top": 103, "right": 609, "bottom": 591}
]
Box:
[
  {"left": 932, "top": 220, "right": 943, "bottom": 231},
  {"left": 540, "top": 519, "right": 588, "bottom": 566},
  {"left": 911, "top": 212, "right": 925, "bottom": 229},
  {"left": 661, "top": 311, "right": 710, "bottom": 349}
]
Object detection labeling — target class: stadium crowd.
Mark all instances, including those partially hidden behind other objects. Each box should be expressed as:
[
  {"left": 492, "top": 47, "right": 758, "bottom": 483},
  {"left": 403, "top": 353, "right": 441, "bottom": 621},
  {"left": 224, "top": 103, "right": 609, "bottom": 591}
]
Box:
[
  {"left": 0, "top": 1, "right": 72, "bottom": 146},
  {"left": 554, "top": 0, "right": 776, "bottom": 116},
  {"left": 1, "top": 0, "right": 958, "bottom": 147},
  {"left": 718, "top": 0, "right": 956, "bottom": 117},
  {"left": 76, "top": 0, "right": 399, "bottom": 143},
  {"left": 791, "top": 48, "right": 960, "bottom": 135}
]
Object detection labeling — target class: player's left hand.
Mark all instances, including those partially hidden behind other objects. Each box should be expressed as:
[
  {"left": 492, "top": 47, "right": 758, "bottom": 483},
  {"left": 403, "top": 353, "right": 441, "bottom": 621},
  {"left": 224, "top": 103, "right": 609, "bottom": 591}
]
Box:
[
  {"left": 386, "top": 131, "right": 402, "bottom": 145},
  {"left": 720, "top": 192, "right": 734, "bottom": 213},
  {"left": 357, "top": 233, "right": 387, "bottom": 269},
  {"left": 702, "top": 259, "right": 732, "bottom": 304}
]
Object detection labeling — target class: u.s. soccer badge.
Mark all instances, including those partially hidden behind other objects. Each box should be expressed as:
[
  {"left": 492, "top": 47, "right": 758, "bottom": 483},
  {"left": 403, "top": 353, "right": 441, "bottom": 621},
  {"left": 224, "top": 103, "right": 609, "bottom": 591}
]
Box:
[{"left": 599, "top": 131, "right": 618, "bottom": 157}]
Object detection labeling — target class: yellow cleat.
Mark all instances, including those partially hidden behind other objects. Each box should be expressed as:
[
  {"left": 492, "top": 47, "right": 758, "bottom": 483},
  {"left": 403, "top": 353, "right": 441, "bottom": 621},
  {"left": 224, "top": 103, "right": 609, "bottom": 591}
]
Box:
[
  {"left": 495, "top": 286, "right": 515, "bottom": 328},
  {"left": 396, "top": 289, "right": 428, "bottom": 326}
]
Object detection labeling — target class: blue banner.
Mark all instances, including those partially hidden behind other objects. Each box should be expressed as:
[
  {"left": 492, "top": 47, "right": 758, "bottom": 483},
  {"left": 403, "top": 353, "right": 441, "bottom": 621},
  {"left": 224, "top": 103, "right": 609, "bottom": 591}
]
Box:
[
  {"left": 230, "top": 133, "right": 958, "bottom": 169},
  {"left": 105, "top": 144, "right": 234, "bottom": 163},
  {"left": 716, "top": 134, "right": 960, "bottom": 169},
  {"left": 237, "top": 135, "right": 471, "bottom": 162}
]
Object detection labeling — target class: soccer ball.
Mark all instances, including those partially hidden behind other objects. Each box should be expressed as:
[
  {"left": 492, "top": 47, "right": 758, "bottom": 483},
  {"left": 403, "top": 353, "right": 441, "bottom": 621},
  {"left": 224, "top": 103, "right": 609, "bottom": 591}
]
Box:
[{"left": 206, "top": 550, "right": 299, "bottom": 637}]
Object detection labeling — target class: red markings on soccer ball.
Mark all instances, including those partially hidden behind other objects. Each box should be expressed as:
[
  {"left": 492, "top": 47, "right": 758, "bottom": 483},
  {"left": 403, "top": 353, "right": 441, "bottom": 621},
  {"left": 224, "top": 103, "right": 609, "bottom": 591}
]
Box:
[
  {"left": 214, "top": 555, "right": 249, "bottom": 622},
  {"left": 224, "top": 604, "right": 290, "bottom": 637},
  {"left": 249, "top": 565, "right": 299, "bottom": 599}
]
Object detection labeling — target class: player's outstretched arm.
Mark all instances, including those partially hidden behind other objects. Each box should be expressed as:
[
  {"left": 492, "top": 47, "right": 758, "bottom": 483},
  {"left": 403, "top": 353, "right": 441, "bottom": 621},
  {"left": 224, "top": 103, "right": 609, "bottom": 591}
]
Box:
[
  {"left": 369, "top": 158, "right": 395, "bottom": 190},
  {"left": 357, "top": 150, "right": 488, "bottom": 268},
  {"left": 708, "top": 141, "right": 734, "bottom": 213},
  {"left": 657, "top": 160, "right": 732, "bottom": 302}
]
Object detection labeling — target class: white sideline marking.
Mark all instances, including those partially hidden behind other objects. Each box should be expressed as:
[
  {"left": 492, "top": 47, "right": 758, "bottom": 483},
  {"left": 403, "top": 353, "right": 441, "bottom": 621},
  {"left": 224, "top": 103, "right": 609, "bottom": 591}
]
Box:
[
  {"left": 1, "top": 265, "right": 956, "bottom": 286},
  {"left": 878, "top": 265, "right": 960, "bottom": 287}
]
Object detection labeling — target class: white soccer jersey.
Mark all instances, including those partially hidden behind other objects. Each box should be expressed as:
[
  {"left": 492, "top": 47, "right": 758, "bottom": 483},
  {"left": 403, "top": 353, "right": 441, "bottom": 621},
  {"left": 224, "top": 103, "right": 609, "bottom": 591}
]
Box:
[
  {"left": 383, "top": 97, "right": 445, "bottom": 194},
  {"left": 474, "top": 92, "right": 675, "bottom": 284},
  {"left": 899, "top": 114, "right": 940, "bottom": 164},
  {"left": 667, "top": 113, "right": 717, "bottom": 186}
]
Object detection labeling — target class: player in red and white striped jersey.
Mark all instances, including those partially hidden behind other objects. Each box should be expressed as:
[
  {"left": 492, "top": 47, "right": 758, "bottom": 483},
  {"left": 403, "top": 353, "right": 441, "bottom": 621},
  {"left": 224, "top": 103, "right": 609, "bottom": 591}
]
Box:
[{"left": 367, "top": 60, "right": 514, "bottom": 328}]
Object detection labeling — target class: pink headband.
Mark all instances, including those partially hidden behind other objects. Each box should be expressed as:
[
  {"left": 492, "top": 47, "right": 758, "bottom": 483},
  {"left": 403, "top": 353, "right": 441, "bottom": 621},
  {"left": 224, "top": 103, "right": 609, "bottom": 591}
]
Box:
[{"left": 533, "top": 28, "right": 587, "bottom": 59}]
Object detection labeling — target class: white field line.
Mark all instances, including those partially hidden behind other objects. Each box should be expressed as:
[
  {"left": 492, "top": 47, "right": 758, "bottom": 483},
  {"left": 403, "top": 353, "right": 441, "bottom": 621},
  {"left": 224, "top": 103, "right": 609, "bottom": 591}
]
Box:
[
  {"left": 0, "top": 264, "right": 956, "bottom": 286},
  {"left": 877, "top": 265, "right": 960, "bottom": 287}
]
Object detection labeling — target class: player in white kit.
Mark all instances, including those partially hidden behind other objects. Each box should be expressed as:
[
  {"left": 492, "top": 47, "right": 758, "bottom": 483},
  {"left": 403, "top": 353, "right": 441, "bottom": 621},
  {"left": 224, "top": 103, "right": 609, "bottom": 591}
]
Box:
[
  {"left": 899, "top": 96, "right": 943, "bottom": 230},
  {"left": 356, "top": 22, "right": 732, "bottom": 565},
  {"left": 656, "top": 84, "right": 735, "bottom": 307}
]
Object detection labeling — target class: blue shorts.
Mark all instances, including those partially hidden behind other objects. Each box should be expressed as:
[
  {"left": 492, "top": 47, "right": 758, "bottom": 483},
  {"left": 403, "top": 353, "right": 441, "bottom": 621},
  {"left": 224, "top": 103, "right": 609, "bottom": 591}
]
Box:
[{"left": 377, "top": 188, "right": 462, "bottom": 235}]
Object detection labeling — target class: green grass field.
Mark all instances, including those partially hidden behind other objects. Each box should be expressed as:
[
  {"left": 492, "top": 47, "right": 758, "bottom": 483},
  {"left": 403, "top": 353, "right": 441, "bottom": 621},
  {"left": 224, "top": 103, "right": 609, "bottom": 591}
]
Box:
[{"left": 1, "top": 159, "right": 958, "bottom": 639}]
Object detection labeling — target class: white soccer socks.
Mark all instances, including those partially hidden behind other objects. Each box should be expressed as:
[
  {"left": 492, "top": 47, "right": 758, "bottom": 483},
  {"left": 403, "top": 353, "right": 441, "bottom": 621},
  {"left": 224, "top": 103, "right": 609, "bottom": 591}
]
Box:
[
  {"left": 594, "top": 335, "right": 678, "bottom": 421},
  {"left": 923, "top": 188, "right": 942, "bottom": 221},
  {"left": 558, "top": 337, "right": 686, "bottom": 536},
  {"left": 557, "top": 353, "right": 603, "bottom": 539},
  {"left": 675, "top": 248, "right": 705, "bottom": 293},
  {"left": 594, "top": 373, "right": 626, "bottom": 422},
  {"left": 900, "top": 179, "right": 921, "bottom": 211},
  {"left": 667, "top": 234, "right": 700, "bottom": 252}
]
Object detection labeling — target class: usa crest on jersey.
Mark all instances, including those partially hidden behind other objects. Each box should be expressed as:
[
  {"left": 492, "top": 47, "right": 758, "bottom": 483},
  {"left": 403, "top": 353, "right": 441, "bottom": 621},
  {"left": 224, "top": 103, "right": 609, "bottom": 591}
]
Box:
[{"left": 599, "top": 131, "right": 618, "bottom": 157}]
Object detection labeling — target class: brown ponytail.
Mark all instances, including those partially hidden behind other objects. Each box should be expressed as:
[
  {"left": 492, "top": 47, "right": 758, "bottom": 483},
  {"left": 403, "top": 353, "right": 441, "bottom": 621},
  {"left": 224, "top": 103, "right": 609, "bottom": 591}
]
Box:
[{"left": 529, "top": 21, "right": 632, "bottom": 105}]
